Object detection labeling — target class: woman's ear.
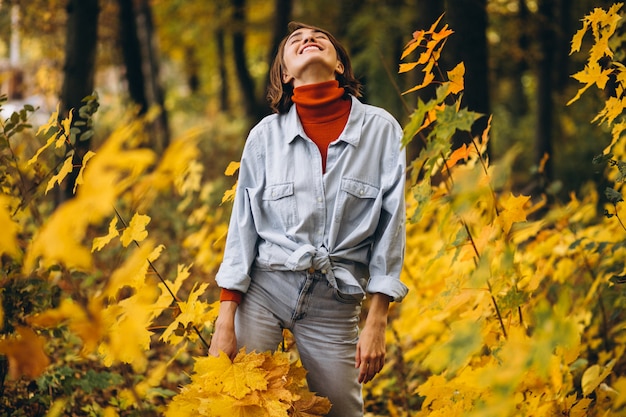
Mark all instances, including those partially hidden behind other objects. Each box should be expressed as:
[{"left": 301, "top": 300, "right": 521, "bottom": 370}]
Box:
[
  {"left": 282, "top": 69, "right": 294, "bottom": 84},
  {"left": 335, "top": 61, "right": 345, "bottom": 76}
]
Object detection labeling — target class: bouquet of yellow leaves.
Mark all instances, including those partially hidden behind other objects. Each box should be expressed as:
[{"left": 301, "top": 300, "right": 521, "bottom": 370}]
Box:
[{"left": 165, "top": 348, "right": 331, "bottom": 417}]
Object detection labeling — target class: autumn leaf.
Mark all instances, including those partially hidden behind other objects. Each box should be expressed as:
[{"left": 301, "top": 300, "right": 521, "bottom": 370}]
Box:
[
  {"left": 74, "top": 150, "right": 96, "bottom": 193},
  {"left": 28, "top": 297, "right": 106, "bottom": 355},
  {"left": 0, "top": 327, "right": 50, "bottom": 379},
  {"left": 92, "top": 216, "right": 120, "bottom": 252},
  {"left": 161, "top": 282, "right": 218, "bottom": 345},
  {"left": 120, "top": 213, "right": 151, "bottom": 247},
  {"left": 45, "top": 152, "right": 74, "bottom": 194},
  {"left": 498, "top": 193, "right": 531, "bottom": 235},
  {"left": 447, "top": 62, "right": 465, "bottom": 95},
  {"left": 445, "top": 143, "right": 471, "bottom": 171},
  {"left": 225, "top": 161, "right": 240, "bottom": 176},
  {"left": 0, "top": 195, "right": 20, "bottom": 258},
  {"left": 292, "top": 390, "right": 332, "bottom": 417},
  {"left": 582, "top": 360, "right": 615, "bottom": 396},
  {"left": 105, "top": 241, "right": 163, "bottom": 298},
  {"left": 23, "top": 199, "right": 93, "bottom": 271},
  {"left": 221, "top": 182, "right": 237, "bottom": 205},
  {"left": 98, "top": 283, "right": 160, "bottom": 371}
]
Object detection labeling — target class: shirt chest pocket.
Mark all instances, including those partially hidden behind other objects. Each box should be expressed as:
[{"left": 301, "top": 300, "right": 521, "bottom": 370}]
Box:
[
  {"left": 262, "top": 182, "right": 298, "bottom": 228},
  {"left": 335, "top": 178, "right": 380, "bottom": 224}
]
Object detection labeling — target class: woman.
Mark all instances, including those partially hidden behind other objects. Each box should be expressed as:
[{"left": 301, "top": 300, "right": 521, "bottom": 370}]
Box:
[{"left": 209, "top": 21, "right": 408, "bottom": 417}]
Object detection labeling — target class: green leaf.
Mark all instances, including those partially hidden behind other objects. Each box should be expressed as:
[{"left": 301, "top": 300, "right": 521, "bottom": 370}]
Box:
[
  {"left": 409, "top": 180, "right": 433, "bottom": 223},
  {"left": 402, "top": 97, "right": 438, "bottom": 147},
  {"left": 616, "top": 161, "right": 626, "bottom": 182},
  {"left": 434, "top": 105, "right": 482, "bottom": 142},
  {"left": 592, "top": 152, "right": 613, "bottom": 166},
  {"left": 605, "top": 187, "right": 623, "bottom": 204}
]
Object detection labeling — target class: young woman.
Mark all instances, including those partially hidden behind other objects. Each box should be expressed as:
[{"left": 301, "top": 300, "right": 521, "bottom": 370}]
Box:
[{"left": 209, "top": 21, "right": 408, "bottom": 417}]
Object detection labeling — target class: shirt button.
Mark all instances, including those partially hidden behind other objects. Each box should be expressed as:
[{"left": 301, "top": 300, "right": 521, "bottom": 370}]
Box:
[
  {"left": 272, "top": 192, "right": 276, "bottom": 197},
  {"left": 317, "top": 197, "right": 323, "bottom": 203},
  {"left": 321, "top": 269, "right": 327, "bottom": 274},
  {"left": 359, "top": 189, "right": 364, "bottom": 195}
]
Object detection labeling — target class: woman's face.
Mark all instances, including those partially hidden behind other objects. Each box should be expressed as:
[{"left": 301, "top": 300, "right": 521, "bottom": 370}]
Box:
[{"left": 281, "top": 27, "right": 345, "bottom": 87}]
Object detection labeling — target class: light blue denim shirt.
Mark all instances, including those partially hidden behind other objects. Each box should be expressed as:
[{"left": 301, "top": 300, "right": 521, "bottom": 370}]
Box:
[{"left": 215, "top": 96, "right": 408, "bottom": 302}]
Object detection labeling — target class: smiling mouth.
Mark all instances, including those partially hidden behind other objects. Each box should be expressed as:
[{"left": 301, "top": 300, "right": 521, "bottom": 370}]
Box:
[{"left": 300, "top": 45, "right": 321, "bottom": 54}]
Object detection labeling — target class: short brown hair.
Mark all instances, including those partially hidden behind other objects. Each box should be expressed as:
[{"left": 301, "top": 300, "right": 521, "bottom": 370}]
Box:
[{"left": 267, "top": 21, "right": 363, "bottom": 114}]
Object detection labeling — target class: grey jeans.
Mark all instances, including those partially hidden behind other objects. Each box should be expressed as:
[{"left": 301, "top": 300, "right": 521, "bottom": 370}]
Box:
[{"left": 235, "top": 267, "right": 364, "bottom": 417}]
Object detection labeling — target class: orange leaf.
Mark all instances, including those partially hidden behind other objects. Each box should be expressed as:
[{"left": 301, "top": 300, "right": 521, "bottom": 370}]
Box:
[
  {"left": 447, "top": 63, "right": 465, "bottom": 95},
  {"left": 0, "top": 327, "right": 50, "bottom": 379},
  {"left": 445, "top": 143, "right": 471, "bottom": 170}
]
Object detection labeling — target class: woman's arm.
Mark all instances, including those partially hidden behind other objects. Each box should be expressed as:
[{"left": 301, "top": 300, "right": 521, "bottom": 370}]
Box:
[
  {"left": 209, "top": 300, "right": 239, "bottom": 359},
  {"left": 355, "top": 292, "right": 391, "bottom": 383}
]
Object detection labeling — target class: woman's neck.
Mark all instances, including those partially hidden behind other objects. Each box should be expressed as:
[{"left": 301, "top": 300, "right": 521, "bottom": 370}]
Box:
[{"left": 292, "top": 80, "right": 350, "bottom": 123}]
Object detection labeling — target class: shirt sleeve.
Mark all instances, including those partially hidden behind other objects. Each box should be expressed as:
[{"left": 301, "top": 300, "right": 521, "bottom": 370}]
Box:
[
  {"left": 215, "top": 132, "right": 262, "bottom": 294},
  {"left": 365, "top": 128, "right": 409, "bottom": 302}
]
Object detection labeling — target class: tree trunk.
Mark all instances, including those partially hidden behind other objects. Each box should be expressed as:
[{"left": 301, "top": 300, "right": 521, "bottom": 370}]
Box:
[
  {"left": 261, "top": 0, "right": 292, "bottom": 111},
  {"left": 231, "top": 0, "right": 263, "bottom": 121},
  {"left": 119, "top": 0, "right": 148, "bottom": 112},
  {"left": 510, "top": 0, "right": 530, "bottom": 117},
  {"left": 553, "top": 0, "right": 572, "bottom": 94},
  {"left": 59, "top": 0, "right": 99, "bottom": 202},
  {"left": 445, "top": 0, "right": 490, "bottom": 149},
  {"left": 535, "top": 0, "right": 556, "bottom": 191},
  {"left": 119, "top": 0, "right": 170, "bottom": 154},
  {"left": 216, "top": 27, "right": 229, "bottom": 112}
]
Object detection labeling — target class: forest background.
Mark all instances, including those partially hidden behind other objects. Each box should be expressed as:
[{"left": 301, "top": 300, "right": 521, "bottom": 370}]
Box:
[{"left": 1, "top": 0, "right": 626, "bottom": 416}]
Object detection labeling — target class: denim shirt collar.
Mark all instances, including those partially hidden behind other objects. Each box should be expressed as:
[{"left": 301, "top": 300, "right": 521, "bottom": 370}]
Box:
[{"left": 285, "top": 95, "right": 364, "bottom": 147}]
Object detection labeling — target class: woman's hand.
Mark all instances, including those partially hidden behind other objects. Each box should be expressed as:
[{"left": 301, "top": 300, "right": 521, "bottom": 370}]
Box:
[
  {"left": 208, "top": 301, "right": 238, "bottom": 360},
  {"left": 355, "top": 293, "right": 391, "bottom": 384}
]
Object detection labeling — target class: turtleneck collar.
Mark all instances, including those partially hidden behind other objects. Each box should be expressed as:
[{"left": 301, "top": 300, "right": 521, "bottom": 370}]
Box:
[{"left": 292, "top": 80, "right": 351, "bottom": 123}]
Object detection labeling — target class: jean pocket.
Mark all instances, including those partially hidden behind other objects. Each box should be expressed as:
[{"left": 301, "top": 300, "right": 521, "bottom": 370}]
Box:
[{"left": 332, "top": 288, "right": 364, "bottom": 305}]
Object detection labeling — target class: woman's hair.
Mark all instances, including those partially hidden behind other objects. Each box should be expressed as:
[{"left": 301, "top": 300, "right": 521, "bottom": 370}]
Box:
[{"left": 267, "top": 21, "right": 363, "bottom": 114}]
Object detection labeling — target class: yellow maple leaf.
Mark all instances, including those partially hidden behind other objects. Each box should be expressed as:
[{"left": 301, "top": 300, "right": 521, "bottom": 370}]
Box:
[
  {"left": 498, "top": 193, "right": 531, "bottom": 235},
  {"left": 225, "top": 161, "right": 241, "bottom": 176},
  {"left": 98, "top": 284, "right": 159, "bottom": 371},
  {"left": 105, "top": 242, "right": 163, "bottom": 298},
  {"left": 212, "top": 350, "right": 269, "bottom": 399},
  {"left": 0, "top": 327, "right": 50, "bottom": 379},
  {"left": 92, "top": 216, "right": 120, "bottom": 252},
  {"left": 152, "top": 263, "right": 192, "bottom": 315},
  {"left": 0, "top": 195, "right": 20, "bottom": 258},
  {"left": 23, "top": 199, "right": 93, "bottom": 271},
  {"left": 74, "top": 150, "right": 96, "bottom": 193},
  {"left": 120, "top": 213, "right": 151, "bottom": 247},
  {"left": 447, "top": 62, "right": 465, "bottom": 95},
  {"left": 59, "top": 110, "right": 73, "bottom": 146},
  {"left": 45, "top": 152, "right": 74, "bottom": 195},
  {"left": 161, "top": 282, "right": 218, "bottom": 345},
  {"left": 221, "top": 182, "right": 237, "bottom": 205}
]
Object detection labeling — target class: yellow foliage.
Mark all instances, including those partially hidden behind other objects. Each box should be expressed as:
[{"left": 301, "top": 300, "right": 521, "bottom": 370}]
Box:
[
  {"left": 105, "top": 241, "right": 163, "bottom": 298},
  {"left": 165, "top": 349, "right": 331, "bottom": 417},
  {"left": 0, "top": 194, "right": 20, "bottom": 258},
  {"left": 92, "top": 216, "right": 120, "bottom": 252},
  {"left": 120, "top": 213, "right": 151, "bottom": 247},
  {"left": 161, "top": 282, "right": 219, "bottom": 345}
]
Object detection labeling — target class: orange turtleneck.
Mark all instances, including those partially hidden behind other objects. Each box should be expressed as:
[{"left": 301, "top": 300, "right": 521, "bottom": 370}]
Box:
[
  {"left": 292, "top": 80, "right": 352, "bottom": 172},
  {"left": 219, "top": 80, "right": 352, "bottom": 304}
]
